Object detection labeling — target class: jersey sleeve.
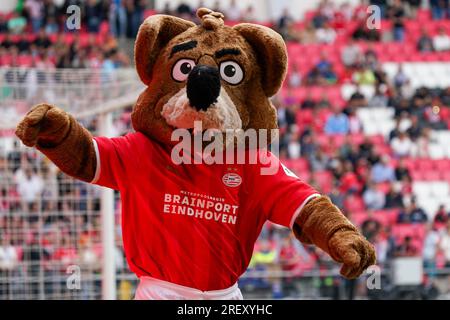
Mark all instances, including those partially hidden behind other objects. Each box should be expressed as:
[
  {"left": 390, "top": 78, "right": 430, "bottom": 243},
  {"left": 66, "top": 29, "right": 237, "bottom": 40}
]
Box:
[
  {"left": 90, "top": 135, "right": 135, "bottom": 190},
  {"left": 250, "top": 151, "right": 320, "bottom": 229}
]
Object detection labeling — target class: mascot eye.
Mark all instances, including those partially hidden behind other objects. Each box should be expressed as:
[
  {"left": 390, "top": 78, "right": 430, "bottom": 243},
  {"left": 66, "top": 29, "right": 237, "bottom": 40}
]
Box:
[
  {"left": 172, "top": 59, "right": 196, "bottom": 82},
  {"left": 220, "top": 61, "right": 244, "bottom": 85}
]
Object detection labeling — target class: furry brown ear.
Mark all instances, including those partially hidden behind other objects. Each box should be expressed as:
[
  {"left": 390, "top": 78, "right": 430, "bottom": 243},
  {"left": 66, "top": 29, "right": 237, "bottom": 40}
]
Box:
[
  {"left": 233, "top": 23, "right": 287, "bottom": 97},
  {"left": 135, "top": 15, "right": 195, "bottom": 85}
]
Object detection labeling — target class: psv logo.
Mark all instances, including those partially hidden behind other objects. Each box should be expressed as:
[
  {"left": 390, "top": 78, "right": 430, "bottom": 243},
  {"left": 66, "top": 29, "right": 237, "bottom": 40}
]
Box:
[{"left": 222, "top": 173, "right": 242, "bottom": 187}]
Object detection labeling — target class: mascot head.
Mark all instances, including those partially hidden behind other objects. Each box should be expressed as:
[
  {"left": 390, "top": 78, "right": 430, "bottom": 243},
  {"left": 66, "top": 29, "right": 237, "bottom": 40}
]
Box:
[{"left": 132, "top": 8, "right": 287, "bottom": 146}]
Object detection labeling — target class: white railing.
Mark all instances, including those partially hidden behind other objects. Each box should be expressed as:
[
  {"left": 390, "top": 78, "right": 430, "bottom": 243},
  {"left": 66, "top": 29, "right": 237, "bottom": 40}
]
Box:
[{"left": 0, "top": 67, "right": 144, "bottom": 130}]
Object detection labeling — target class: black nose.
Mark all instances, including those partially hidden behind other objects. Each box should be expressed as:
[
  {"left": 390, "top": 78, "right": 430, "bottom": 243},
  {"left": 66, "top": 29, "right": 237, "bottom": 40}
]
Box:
[{"left": 186, "top": 65, "right": 221, "bottom": 111}]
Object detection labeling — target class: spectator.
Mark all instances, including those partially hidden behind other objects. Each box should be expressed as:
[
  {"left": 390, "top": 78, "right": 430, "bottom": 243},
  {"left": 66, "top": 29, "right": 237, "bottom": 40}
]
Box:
[
  {"left": 85, "top": 0, "right": 103, "bottom": 33},
  {"left": 341, "top": 39, "right": 362, "bottom": 69},
  {"left": 347, "top": 107, "right": 362, "bottom": 134},
  {"left": 241, "top": 5, "right": 256, "bottom": 22},
  {"left": 248, "top": 239, "right": 282, "bottom": 298},
  {"left": 286, "top": 130, "right": 301, "bottom": 159},
  {"left": 7, "top": 13, "right": 27, "bottom": 34},
  {"left": 278, "top": 235, "right": 303, "bottom": 277},
  {"left": 368, "top": 84, "right": 389, "bottom": 107},
  {"left": 411, "top": 127, "right": 432, "bottom": 158},
  {"left": 389, "top": 0, "right": 406, "bottom": 42},
  {"left": 306, "top": 53, "right": 337, "bottom": 85},
  {"left": 394, "top": 158, "right": 411, "bottom": 181},
  {"left": 277, "top": 8, "right": 294, "bottom": 40},
  {"left": 430, "top": 0, "right": 448, "bottom": 20},
  {"left": 16, "top": 167, "right": 44, "bottom": 211},
  {"left": 423, "top": 224, "right": 440, "bottom": 276},
  {"left": 226, "top": 0, "right": 242, "bottom": 21},
  {"left": 25, "top": 0, "right": 44, "bottom": 33},
  {"left": 384, "top": 182, "right": 404, "bottom": 208},
  {"left": 371, "top": 155, "right": 395, "bottom": 183},
  {"left": 317, "top": 92, "right": 331, "bottom": 109},
  {"left": 361, "top": 212, "right": 382, "bottom": 242},
  {"left": 433, "top": 26, "right": 450, "bottom": 51},
  {"left": 310, "top": 149, "right": 330, "bottom": 172},
  {"left": 315, "top": 21, "right": 336, "bottom": 44},
  {"left": 395, "top": 235, "right": 418, "bottom": 257},
  {"left": 363, "top": 181, "right": 386, "bottom": 210},
  {"left": 325, "top": 106, "right": 349, "bottom": 134},
  {"left": 406, "top": 0, "right": 421, "bottom": 18},
  {"left": 328, "top": 185, "right": 344, "bottom": 209},
  {"left": 301, "top": 92, "right": 316, "bottom": 109},
  {"left": 439, "top": 221, "right": 450, "bottom": 270},
  {"left": 434, "top": 205, "right": 449, "bottom": 225},
  {"left": 370, "top": 0, "right": 388, "bottom": 18},
  {"left": 300, "top": 133, "right": 318, "bottom": 158},
  {"left": 397, "top": 200, "right": 428, "bottom": 223},
  {"left": 406, "top": 115, "right": 423, "bottom": 141},
  {"left": 348, "top": 86, "right": 368, "bottom": 108},
  {"left": 33, "top": 28, "right": 51, "bottom": 50},
  {"left": 110, "top": 0, "right": 127, "bottom": 37},
  {"left": 417, "top": 28, "right": 434, "bottom": 52},
  {"left": 353, "top": 65, "right": 376, "bottom": 86},
  {"left": 364, "top": 44, "right": 379, "bottom": 70},
  {"left": 391, "top": 131, "right": 414, "bottom": 157},
  {"left": 287, "top": 64, "right": 301, "bottom": 88},
  {"left": 0, "top": 235, "right": 18, "bottom": 296},
  {"left": 393, "top": 64, "right": 409, "bottom": 89},
  {"left": 352, "top": 21, "right": 381, "bottom": 42}
]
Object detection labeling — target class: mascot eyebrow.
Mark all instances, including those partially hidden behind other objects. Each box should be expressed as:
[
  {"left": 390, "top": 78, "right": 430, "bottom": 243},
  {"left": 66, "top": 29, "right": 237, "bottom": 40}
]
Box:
[
  {"left": 215, "top": 48, "right": 241, "bottom": 59},
  {"left": 170, "top": 40, "right": 198, "bottom": 58}
]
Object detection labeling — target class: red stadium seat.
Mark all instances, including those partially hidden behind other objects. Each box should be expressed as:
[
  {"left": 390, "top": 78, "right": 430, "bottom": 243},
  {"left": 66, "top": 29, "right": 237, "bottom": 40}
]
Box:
[
  {"left": 422, "top": 169, "right": 441, "bottom": 181},
  {"left": 392, "top": 224, "right": 426, "bottom": 252},
  {"left": 283, "top": 158, "right": 309, "bottom": 172},
  {"left": 312, "top": 170, "right": 333, "bottom": 194},
  {"left": 434, "top": 159, "right": 450, "bottom": 172},
  {"left": 344, "top": 194, "right": 365, "bottom": 212},
  {"left": 416, "top": 159, "right": 434, "bottom": 172},
  {"left": 349, "top": 211, "right": 368, "bottom": 227}
]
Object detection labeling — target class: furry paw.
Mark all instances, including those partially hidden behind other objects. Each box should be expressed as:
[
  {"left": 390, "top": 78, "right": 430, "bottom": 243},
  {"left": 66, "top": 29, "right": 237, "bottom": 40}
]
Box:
[
  {"left": 328, "top": 229, "right": 376, "bottom": 279},
  {"left": 16, "top": 104, "right": 70, "bottom": 147}
]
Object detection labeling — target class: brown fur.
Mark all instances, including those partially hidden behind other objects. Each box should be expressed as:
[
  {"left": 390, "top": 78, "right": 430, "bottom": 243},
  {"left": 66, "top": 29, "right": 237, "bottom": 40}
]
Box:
[
  {"left": 294, "top": 196, "right": 376, "bottom": 279},
  {"left": 131, "top": 8, "right": 287, "bottom": 146},
  {"left": 15, "top": 104, "right": 96, "bottom": 182},
  {"left": 15, "top": 8, "right": 375, "bottom": 281}
]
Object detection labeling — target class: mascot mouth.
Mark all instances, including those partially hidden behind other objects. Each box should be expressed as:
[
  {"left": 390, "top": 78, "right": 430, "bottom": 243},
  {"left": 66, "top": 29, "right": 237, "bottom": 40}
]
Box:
[{"left": 161, "top": 87, "right": 242, "bottom": 133}]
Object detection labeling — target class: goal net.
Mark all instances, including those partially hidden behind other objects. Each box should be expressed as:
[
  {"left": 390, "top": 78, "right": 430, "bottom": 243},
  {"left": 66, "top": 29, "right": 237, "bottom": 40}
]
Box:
[{"left": 0, "top": 67, "right": 143, "bottom": 299}]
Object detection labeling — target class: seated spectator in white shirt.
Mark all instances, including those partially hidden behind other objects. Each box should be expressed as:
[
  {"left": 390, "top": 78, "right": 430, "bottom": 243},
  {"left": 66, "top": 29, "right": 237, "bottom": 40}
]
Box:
[
  {"left": 433, "top": 27, "right": 450, "bottom": 51},
  {"left": 316, "top": 22, "right": 337, "bottom": 44},
  {"left": 15, "top": 167, "right": 44, "bottom": 210},
  {"left": 391, "top": 131, "right": 413, "bottom": 157},
  {"left": 0, "top": 235, "right": 18, "bottom": 271}
]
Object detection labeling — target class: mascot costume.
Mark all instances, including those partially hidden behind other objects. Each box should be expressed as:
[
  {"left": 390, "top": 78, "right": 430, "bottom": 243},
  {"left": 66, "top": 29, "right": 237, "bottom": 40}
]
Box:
[{"left": 16, "top": 8, "right": 375, "bottom": 300}]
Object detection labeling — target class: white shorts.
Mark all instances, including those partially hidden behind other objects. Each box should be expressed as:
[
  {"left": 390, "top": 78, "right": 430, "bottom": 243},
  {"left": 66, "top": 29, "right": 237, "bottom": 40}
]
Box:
[{"left": 134, "top": 276, "right": 243, "bottom": 300}]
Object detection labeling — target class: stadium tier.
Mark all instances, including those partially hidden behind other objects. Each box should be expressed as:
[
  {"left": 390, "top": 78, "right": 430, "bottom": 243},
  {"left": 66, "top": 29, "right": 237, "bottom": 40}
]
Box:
[{"left": 1, "top": 0, "right": 450, "bottom": 300}]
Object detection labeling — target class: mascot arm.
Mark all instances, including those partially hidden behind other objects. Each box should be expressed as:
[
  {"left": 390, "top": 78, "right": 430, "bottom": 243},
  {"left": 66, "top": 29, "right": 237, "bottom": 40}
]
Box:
[
  {"left": 15, "top": 103, "right": 96, "bottom": 182},
  {"left": 293, "top": 195, "right": 376, "bottom": 279}
]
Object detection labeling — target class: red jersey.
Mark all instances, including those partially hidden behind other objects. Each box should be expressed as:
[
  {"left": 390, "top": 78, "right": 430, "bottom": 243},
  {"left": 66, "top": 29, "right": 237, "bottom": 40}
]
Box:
[{"left": 92, "top": 132, "right": 318, "bottom": 291}]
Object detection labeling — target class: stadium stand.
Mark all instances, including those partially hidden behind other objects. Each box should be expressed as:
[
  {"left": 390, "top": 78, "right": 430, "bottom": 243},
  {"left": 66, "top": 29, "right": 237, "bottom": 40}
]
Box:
[{"left": 1, "top": 0, "right": 450, "bottom": 300}]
